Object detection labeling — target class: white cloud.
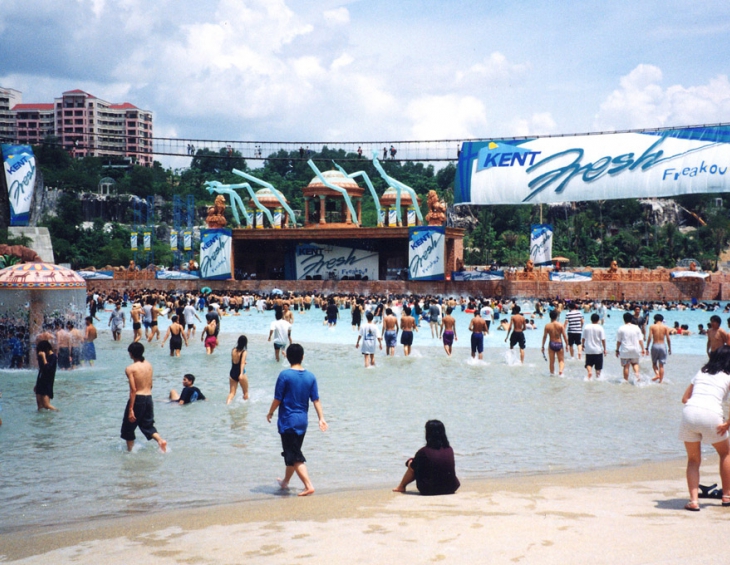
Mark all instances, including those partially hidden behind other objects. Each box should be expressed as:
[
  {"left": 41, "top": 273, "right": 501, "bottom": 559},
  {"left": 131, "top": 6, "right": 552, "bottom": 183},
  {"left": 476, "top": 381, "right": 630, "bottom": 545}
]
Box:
[
  {"left": 455, "top": 52, "right": 529, "bottom": 86},
  {"left": 594, "top": 64, "right": 730, "bottom": 130},
  {"left": 323, "top": 7, "right": 350, "bottom": 26},
  {"left": 406, "top": 95, "right": 488, "bottom": 140},
  {"left": 510, "top": 112, "right": 558, "bottom": 137},
  {"left": 331, "top": 53, "right": 354, "bottom": 70}
]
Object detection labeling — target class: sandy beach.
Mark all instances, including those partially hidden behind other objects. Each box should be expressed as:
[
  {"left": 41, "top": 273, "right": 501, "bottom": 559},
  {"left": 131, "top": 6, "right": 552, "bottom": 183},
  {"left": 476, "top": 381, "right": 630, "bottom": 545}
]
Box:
[{"left": 1, "top": 456, "right": 727, "bottom": 565}]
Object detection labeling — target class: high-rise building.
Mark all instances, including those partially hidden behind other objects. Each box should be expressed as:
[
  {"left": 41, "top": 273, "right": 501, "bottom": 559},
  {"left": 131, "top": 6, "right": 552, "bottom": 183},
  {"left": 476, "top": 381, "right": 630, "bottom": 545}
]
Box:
[
  {"left": 4, "top": 88, "right": 154, "bottom": 166},
  {"left": 0, "top": 86, "right": 22, "bottom": 142}
]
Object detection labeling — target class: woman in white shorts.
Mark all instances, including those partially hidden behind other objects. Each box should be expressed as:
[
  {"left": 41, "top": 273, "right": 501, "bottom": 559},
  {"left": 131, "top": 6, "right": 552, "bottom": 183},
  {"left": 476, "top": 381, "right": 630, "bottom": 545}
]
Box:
[{"left": 679, "top": 345, "right": 730, "bottom": 511}]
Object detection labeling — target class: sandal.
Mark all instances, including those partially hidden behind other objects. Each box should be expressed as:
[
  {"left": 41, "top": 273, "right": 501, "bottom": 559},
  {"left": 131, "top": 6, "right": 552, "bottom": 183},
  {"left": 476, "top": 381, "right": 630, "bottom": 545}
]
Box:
[
  {"left": 722, "top": 495, "right": 730, "bottom": 507},
  {"left": 698, "top": 484, "right": 717, "bottom": 498},
  {"left": 685, "top": 501, "right": 700, "bottom": 512}
]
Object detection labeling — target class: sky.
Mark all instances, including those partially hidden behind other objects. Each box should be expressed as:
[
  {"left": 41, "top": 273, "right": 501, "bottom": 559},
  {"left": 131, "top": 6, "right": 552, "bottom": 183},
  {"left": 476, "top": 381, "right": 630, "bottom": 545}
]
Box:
[{"left": 2, "top": 0, "right": 730, "bottom": 165}]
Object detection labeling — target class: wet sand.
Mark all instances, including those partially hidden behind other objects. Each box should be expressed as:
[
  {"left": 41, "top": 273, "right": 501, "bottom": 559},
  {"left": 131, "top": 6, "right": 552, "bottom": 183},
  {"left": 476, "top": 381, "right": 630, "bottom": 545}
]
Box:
[{"left": 1, "top": 456, "right": 727, "bottom": 564}]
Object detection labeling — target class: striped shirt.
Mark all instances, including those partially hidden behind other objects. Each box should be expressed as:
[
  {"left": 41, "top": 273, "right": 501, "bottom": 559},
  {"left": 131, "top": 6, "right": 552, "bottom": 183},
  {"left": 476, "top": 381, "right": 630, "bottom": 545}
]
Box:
[{"left": 565, "top": 310, "right": 584, "bottom": 334}]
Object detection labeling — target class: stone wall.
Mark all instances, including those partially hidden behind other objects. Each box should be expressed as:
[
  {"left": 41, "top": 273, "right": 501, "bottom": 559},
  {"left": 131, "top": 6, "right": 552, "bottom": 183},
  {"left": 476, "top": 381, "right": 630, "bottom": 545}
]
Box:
[{"left": 86, "top": 273, "right": 730, "bottom": 301}]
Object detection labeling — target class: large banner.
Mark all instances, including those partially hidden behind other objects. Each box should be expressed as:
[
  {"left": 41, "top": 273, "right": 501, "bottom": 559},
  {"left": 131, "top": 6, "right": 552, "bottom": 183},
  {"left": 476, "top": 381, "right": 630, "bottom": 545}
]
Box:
[
  {"left": 2, "top": 144, "right": 36, "bottom": 225},
  {"left": 409, "top": 226, "right": 445, "bottom": 281},
  {"left": 549, "top": 271, "right": 593, "bottom": 282},
  {"left": 530, "top": 224, "right": 553, "bottom": 266},
  {"left": 452, "top": 269, "right": 504, "bottom": 281},
  {"left": 455, "top": 126, "right": 730, "bottom": 205},
  {"left": 200, "top": 228, "right": 232, "bottom": 280},
  {"left": 294, "top": 243, "right": 379, "bottom": 280}
]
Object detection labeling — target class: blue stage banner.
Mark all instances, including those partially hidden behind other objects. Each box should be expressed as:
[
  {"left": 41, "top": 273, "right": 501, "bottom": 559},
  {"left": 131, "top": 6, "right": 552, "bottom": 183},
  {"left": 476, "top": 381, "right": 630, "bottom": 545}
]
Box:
[
  {"left": 549, "top": 271, "right": 593, "bottom": 282},
  {"left": 452, "top": 270, "right": 504, "bottom": 281},
  {"left": 2, "top": 144, "right": 36, "bottom": 225},
  {"left": 156, "top": 270, "right": 201, "bottom": 280},
  {"left": 200, "top": 228, "right": 232, "bottom": 280},
  {"left": 530, "top": 224, "right": 553, "bottom": 266},
  {"left": 455, "top": 126, "right": 730, "bottom": 205},
  {"left": 409, "top": 226, "right": 445, "bottom": 281}
]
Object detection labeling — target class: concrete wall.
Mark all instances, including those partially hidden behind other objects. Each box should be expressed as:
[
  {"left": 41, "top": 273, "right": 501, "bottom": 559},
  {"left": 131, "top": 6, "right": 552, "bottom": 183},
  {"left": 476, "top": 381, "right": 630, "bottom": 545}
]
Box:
[{"left": 86, "top": 274, "right": 730, "bottom": 301}]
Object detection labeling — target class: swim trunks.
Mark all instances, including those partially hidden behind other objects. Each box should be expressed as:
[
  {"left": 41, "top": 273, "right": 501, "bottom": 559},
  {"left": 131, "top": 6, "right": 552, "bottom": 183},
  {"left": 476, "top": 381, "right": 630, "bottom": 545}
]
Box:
[
  {"left": 143, "top": 321, "right": 151, "bottom": 330},
  {"left": 470, "top": 332, "right": 484, "bottom": 354},
  {"left": 384, "top": 330, "right": 397, "bottom": 348},
  {"left": 133, "top": 322, "right": 141, "bottom": 331},
  {"left": 57, "top": 347, "right": 71, "bottom": 370},
  {"left": 204, "top": 335, "right": 217, "bottom": 350},
  {"left": 549, "top": 340, "right": 563, "bottom": 352},
  {"left": 651, "top": 343, "right": 668, "bottom": 366},
  {"left": 400, "top": 330, "right": 413, "bottom": 346},
  {"left": 442, "top": 330, "right": 455, "bottom": 347},
  {"left": 151, "top": 321, "right": 158, "bottom": 327},
  {"left": 120, "top": 395, "right": 158, "bottom": 441},
  {"left": 568, "top": 333, "right": 582, "bottom": 347},
  {"left": 585, "top": 353, "right": 603, "bottom": 371},
  {"left": 82, "top": 342, "right": 96, "bottom": 361},
  {"left": 509, "top": 331, "right": 526, "bottom": 350},
  {"left": 280, "top": 431, "right": 306, "bottom": 466}
]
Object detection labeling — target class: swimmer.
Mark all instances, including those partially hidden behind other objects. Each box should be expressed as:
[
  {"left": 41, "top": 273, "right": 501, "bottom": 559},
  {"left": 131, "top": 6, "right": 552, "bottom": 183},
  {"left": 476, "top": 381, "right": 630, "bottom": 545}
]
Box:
[
  {"left": 707, "top": 315, "right": 727, "bottom": 356},
  {"left": 228, "top": 335, "right": 249, "bottom": 404},
  {"left": 268, "top": 308, "right": 292, "bottom": 362},
  {"left": 121, "top": 342, "right": 167, "bottom": 452},
  {"left": 400, "top": 306, "right": 417, "bottom": 356},
  {"left": 542, "top": 310, "right": 568, "bottom": 376},
  {"left": 34, "top": 340, "right": 58, "bottom": 411},
  {"left": 108, "top": 303, "right": 125, "bottom": 341},
  {"left": 381, "top": 308, "right": 399, "bottom": 356},
  {"left": 440, "top": 307, "right": 458, "bottom": 357},
  {"left": 468, "top": 310, "right": 487, "bottom": 360},
  {"left": 356, "top": 311, "right": 382, "bottom": 367},
  {"left": 147, "top": 298, "right": 164, "bottom": 342},
  {"left": 646, "top": 313, "right": 671, "bottom": 383},
  {"left": 161, "top": 315, "right": 188, "bottom": 357},
  {"left": 201, "top": 318, "right": 218, "bottom": 354},
  {"left": 169, "top": 374, "right": 206, "bottom": 405},
  {"left": 130, "top": 303, "right": 143, "bottom": 343},
  {"left": 505, "top": 305, "right": 527, "bottom": 364},
  {"left": 581, "top": 313, "right": 607, "bottom": 379}
]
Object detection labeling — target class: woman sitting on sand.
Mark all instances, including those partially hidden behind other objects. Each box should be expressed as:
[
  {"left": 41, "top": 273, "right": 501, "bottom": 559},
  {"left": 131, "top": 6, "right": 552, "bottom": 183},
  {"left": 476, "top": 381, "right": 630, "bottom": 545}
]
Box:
[
  {"left": 679, "top": 345, "right": 730, "bottom": 511},
  {"left": 393, "top": 420, "right": 460, "bottom": 496}
]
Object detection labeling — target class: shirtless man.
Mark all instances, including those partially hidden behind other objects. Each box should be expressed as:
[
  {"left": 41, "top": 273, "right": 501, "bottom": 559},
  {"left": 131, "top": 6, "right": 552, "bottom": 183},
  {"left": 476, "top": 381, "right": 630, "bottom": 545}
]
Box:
[
  {"left": 68, "top": 321, "right": 84, "bottom": 369},
  {"left": 56, "top": 322, "right": 72, "bottom": 370},
  {"left": 282, "top": 303, "right": 295, "bottom": 325},
  {"left": 541, "top": 310, "right": 568, "bottom": 376},
  {"left": 646, "top": 313, "right": 671, "bottom": 383},
  {"left": 707, "top": 315, "right": 727, "bottom": 356},
  {"left": 400, "top": 306, "right": 417, "bottom": 356},
  {"left": 130, "top": 303, "right": 143, "bottom": 343},
  {"left": 505, "top": 305, "right": 527, "bottom": 363},
  {"left": 468, "top": 310, "right": 488, "bottom": 360},
  {"left": 381, "top": 308, "right": 399, "bottom": 356},
  {"left": 440, "top": 307, "right": 458, "bottom": 357},
  {"left": 147, "top": 298, "right": 163, "bottom": 342},
  {"left": 83, "top": 316, "right": 98, "bottom": 366},
  {"left": 121, "top": 342, "right": 167, "bottom": 452}
]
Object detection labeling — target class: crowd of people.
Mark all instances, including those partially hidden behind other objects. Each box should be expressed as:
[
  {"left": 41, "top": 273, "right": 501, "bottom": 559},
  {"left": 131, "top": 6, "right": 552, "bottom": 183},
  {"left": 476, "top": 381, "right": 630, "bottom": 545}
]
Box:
[{"left": 9, "top": 286, "right": 730, "bottom": 502}]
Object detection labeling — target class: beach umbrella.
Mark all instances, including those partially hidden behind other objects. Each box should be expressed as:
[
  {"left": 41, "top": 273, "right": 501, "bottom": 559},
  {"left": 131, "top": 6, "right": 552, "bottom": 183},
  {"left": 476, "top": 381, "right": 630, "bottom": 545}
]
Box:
[
  {"left": 201, "top": 286, "right": 212, "bottom": 294},
  {"left": 552, "top": 257, "right": 570, "bottom": 263}
]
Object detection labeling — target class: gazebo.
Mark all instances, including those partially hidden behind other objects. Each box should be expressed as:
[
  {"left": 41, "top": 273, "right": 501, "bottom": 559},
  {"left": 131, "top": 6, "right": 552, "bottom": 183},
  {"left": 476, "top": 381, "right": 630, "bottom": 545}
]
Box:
[
  {"left": 248, "top": 187, "right": 290, "bottom": 229},
  {"left": 302, "top": 170, "right": 364, "bottom": 227},
  {"left": 379, "top": 186, "right": 421, "bottom": 227}
]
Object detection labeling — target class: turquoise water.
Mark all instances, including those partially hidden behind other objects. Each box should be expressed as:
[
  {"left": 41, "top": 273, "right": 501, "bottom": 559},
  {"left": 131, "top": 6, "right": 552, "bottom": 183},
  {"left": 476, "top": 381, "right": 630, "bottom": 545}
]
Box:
[{"left": 0, "top": 303, "right": 720, "bottom": 532}]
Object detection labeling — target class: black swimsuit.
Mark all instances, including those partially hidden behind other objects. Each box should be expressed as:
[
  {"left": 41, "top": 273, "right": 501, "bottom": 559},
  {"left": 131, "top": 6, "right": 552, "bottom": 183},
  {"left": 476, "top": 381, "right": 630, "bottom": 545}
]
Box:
[{"left": 229, "top": 350, "right": 245, "bottom": 380}]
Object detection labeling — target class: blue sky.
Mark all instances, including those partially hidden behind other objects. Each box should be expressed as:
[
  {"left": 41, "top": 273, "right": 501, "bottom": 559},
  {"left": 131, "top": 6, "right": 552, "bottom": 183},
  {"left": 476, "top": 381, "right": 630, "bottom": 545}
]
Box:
[{"left": 1, "top": 0, "right": 729, "bottom": 150}]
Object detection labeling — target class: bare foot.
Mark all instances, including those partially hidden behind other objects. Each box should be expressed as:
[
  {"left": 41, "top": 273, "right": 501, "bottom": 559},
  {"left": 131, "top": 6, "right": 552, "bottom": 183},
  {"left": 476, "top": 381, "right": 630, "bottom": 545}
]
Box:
[
  {"left": 243, "top": 392, "right": 249, "bottom": 400},
  {"left": 277, "top": 479, "right": 289, "bottom": 489},
  {"left": 392, "top": 486, "right": 406, "bottom": 493},
  {"left": 158, "top": 439, "right": 167, "bottom": 453},
  {"left": 298, "top": 487, "right": 315, "bottom": 496}
]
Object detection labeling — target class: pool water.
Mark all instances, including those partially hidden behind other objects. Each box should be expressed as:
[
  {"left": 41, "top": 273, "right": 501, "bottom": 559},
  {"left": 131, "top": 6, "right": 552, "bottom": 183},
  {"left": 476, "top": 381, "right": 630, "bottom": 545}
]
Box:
[{"left": 0, "top": 302, "right": 720, "bottom": 532}]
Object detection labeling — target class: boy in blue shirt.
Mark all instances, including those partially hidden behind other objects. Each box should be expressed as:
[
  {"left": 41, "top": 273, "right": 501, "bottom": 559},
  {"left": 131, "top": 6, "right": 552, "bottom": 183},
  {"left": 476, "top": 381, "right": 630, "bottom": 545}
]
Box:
[{"left": 267, "top": 343, "right": 327, "bottom": 496}]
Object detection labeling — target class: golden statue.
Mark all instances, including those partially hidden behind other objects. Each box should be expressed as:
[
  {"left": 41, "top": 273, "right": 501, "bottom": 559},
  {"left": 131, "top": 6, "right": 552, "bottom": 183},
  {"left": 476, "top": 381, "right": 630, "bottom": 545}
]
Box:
[
  {"left": 524, "top": 259, "right": 534, "bottom": 273},
  {"left": 425, "top": 190, "right": 447, "bottom": 226},
  {"left": 206, "top": 195, "right": 228, "bottom": 228},
  {"left": 608, "top": 260, "right": 619, "bottom": 273}
]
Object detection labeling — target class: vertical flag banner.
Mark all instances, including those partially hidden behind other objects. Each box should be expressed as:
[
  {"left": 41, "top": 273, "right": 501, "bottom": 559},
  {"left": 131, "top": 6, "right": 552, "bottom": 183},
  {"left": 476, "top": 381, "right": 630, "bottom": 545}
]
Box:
[
  {"left": 408, "top": 226, "right": 445, "bottom": 280},
  {"left": 199, "top": 228, "right": 232, "bottom": 279},
  {"left": 143, "top": 232, "right": 151, "bottom": 251},
  {"left": 170, "top": 230, "right": 178, "bottom": 250},
  {"left": 130, "top": 232, "right": 138, "bottom": 251},
  {"left": 183, "top": 231, "right": 192, "bottom": 251},
  {"left": 530, "top": 224, "right": 553, "bottom": 266},
  {"left": 2, "top": 144, "right": 36, "bottom": 226}
]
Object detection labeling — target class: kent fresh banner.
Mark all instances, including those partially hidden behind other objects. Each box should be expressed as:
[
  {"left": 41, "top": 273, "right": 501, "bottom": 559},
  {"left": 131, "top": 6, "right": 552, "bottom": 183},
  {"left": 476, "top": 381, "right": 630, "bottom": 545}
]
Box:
[
  {"left": 200, "top": 228, "right": 232, "bottom": 280},
  {"left": 456, "top": 126, "right": 730, "bottom": 205},
  {"left": 294, "top": 243, "right": 379, "bottom": 280},
  {"left": 530, "top": 224, "right": 553, "bottom": 266},
  {"left": 2, "top": 144, "right": 36, "bottom": 225},
  {"left": 452, "top": 270, "right": 504, "bottom": 281},
  {"left": 549, "top": 271, "right": 593, "bottom": 282},
  {"left": 408, "top": 226, "right": 445, "bottom": 281}
]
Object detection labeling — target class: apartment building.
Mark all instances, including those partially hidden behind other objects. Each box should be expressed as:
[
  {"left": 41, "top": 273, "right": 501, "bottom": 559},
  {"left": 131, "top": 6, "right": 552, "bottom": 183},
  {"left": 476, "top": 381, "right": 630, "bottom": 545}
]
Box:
[
  {"left": 4, "top": 88, "right": 154, "bottom": 167},
  {"left": 0, "top": 86, "right": 22, "bottom": 142}
]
